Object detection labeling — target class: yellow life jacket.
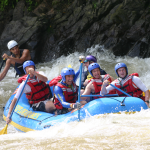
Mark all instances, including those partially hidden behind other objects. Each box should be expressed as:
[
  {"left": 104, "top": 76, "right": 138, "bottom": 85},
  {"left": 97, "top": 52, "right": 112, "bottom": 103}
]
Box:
[{"left": 87, "top": 71, "right": 93, "bottom": 80}]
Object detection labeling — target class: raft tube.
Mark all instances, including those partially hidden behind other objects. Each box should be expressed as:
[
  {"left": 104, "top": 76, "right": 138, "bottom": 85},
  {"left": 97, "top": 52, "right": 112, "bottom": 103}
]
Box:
[{"left": 3, "top": 81, "right": 148, "bottom": 132}]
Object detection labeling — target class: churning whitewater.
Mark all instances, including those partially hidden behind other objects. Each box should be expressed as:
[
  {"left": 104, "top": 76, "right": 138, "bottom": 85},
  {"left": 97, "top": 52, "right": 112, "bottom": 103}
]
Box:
[{"left": 0, "top": 45, "right": 150, "bottom": 150}]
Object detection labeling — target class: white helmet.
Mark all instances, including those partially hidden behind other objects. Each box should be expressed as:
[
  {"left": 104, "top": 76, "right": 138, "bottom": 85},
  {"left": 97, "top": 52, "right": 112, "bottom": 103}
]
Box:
[{"left": 7, "top": 40, "right": 18, "bottom": 50}]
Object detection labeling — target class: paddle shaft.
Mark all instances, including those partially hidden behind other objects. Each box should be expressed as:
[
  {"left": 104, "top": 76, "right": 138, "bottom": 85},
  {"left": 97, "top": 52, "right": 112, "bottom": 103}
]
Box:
[
  {"left": 0, "top": 59, "right": 5, "bottom": 72},
  {"left": 110, "top": 83, "right": 132, "bottom": 97},
  {"left": 81, "top": 94, "right": 118, "bottom": 97},
  {"left": 9, "top": 74, "right": 30, "bottom": 119},
  {"left": 78, "top": 62, "right": 83, "bottom": 121}
]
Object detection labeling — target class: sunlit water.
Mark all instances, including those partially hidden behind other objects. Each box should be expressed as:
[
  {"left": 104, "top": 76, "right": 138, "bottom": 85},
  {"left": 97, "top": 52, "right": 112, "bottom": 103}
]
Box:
[{"left": 0, "top": 45, "right": 150, "bottom": 150}]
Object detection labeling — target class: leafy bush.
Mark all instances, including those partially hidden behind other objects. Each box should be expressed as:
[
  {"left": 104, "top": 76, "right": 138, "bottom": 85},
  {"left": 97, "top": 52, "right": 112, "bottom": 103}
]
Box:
[{"left": 0, "top": 0, "right": 41, "bottom": 11}]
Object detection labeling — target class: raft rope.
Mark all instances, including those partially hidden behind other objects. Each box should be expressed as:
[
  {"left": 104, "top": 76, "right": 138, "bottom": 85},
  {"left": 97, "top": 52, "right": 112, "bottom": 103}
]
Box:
[{"left": 109, "top": 97, "right": 126, "bottom": 106}]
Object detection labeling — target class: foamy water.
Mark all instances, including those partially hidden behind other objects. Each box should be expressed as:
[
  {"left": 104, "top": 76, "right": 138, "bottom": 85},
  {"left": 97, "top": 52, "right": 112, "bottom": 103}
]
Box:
[{"left": 0, "top": 45, "right": 150, "bottom": 150}]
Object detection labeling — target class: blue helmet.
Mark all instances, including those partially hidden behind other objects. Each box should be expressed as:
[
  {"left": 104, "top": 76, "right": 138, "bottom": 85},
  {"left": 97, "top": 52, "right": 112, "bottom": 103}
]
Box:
[
  {"left": 115, "top": 63, "right": 128, "bottom": 77},
  {"left": 23, "top": 60, "right": 35, "bottom": 74},
  {"left": 61, "top": 67, "right": 75, "bottom": 82},
  {"left": 88, "top": 63, "right": 101, "bottom": 76}
]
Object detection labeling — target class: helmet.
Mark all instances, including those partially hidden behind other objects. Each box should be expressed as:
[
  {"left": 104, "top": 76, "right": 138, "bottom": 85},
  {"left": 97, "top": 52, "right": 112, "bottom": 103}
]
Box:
[
  {"left": 7, "top": 40, "right": 18, "bottom": 50},
  {"left": 84, "top": 55, "right": 97, "bottom": 63},
  {"left": 61, "top": 67, "right": 75, "bottom": 82},
  {"left": 23, "top": 60, "right": 35, "bottom": 74},
  {"left": 115, "top": 63, "right": 128, "bottom": 77},
  {"left": 88, "top": 63, "right": 101, "bottom": 76}
]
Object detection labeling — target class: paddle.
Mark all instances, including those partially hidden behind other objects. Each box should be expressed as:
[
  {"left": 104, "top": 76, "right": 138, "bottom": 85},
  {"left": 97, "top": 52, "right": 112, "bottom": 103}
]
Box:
[
  {"left": 0, "top": 74, "right": 30, "bottom": 135},
  {"left": 109, "top": 83, "right": 132, "bottom": 97},
  {"left": 77, "top": 58, "right": 84, "bottom": 121},
  {"left": 0, "top": 59, "right": 5, "bottom": 72},
  {"left": 81, "top": 94, "right": 119, "bottom": 97}
]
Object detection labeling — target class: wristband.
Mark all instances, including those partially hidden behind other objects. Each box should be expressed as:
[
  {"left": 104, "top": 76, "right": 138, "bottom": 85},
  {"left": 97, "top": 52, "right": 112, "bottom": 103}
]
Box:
[
  {"left": 70, "top": 104, "right": 74, "bottom": 108},
  {"left": 145, "top": 100, "right": 149, "bottom": 103}
]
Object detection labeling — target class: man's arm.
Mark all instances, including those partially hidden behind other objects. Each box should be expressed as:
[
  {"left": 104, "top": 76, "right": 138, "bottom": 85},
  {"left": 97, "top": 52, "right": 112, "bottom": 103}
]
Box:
[
  {"left": 144, "top": 90, "right": 150, "bottom": 106},
  {"left": 28, "top": 69, "right": 48, "bottom": 82},
  {"left": 83, "top": 79, "right": 89, "bottom": 87},
  {"left": 0, "top": 59, "right": 11, "bottom": 81},
  {"left": 132, "top": 76, "right": 148, "bottom": 93},
  {"left": 3, "top": 49, "right": 31, "bottom": 64},
  {"left": 34, "top": 72, "right": 48, "bottom": 82},
  {"left": 110, "top": 76, "right": 114, "bottom": 82},
  {"left": 74, "top": 64, "right": 85, "bottom": 82},
  {"left": 133, "top": 76, "right": 150, "bottom": 102},
  {"left": 6, "top": 97, "right": 17, "bottom": 124},
  {"left": 6, "top": 77, "right": 31, "bottom": 124},
  {"left": 54, "top": 86, "right": 74, "bottom": 108},
  {"left": 81, "top": 82, "right": 93, "bottom": 100},
  {"left": 145, "top": 90, "right": 150, "bottom": 100},
  {"left": 101, "top": 80, "right": 115, "bottom": 95}
]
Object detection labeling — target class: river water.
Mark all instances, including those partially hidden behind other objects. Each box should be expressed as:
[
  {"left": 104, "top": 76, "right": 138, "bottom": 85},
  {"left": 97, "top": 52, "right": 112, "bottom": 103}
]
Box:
[{"left": 0, "top": 45, "right": 150, "bottom": 150}]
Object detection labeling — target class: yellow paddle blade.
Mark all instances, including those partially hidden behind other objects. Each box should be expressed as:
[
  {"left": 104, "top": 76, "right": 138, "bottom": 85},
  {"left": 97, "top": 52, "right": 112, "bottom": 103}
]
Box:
[
  {"left": 68, "top": 65, "right": 72, "bottom": 68},
  {"left": 0, "top": 124, "right": 8, "bottom": 135}
]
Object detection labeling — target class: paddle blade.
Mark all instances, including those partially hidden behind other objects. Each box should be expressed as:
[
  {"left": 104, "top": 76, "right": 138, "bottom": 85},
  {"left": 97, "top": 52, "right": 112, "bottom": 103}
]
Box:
[{"left": 0, "top": 124, "right": 8, "bottom": 135}]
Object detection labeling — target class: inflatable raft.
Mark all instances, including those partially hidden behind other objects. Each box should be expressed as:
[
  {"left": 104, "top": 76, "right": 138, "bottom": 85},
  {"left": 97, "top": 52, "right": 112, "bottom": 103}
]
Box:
[{"left": 3, "top": 81, "right": 148, "bottom": 132}]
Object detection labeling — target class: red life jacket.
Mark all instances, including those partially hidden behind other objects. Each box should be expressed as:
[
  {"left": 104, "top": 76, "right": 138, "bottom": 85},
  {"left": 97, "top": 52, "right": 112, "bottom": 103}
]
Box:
[
  {"left": 18, "top": 75, "right": 50, "bottom": 104},
  {"left": 54, "top": 82, "right": 78, "bottom": 109},
  {"left": 90, "top": 74, "right": 114, "bottom": 98},
  {"left": 18, "top": 74, "right": 27, "bottom": 83},
  {"left": 114, "top": 73, "right": 145, "bottom": 100},
  {"left": 49, "top": 75, "right": 62, "bottom": 86}
]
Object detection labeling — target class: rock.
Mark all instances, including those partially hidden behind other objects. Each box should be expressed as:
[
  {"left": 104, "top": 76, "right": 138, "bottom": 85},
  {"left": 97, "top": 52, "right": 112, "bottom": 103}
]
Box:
[
  {"left": 127, "top": 36, "right": 150, "bottom": 58},
  {"left": 0, "top": 0, "right": 150, "bottom": 62},
  {"left": 13, "top": 0, "right": 26, "bottom": 21},
  {"left": 33, "top": 1, "right": 50, "bottom": 17}
]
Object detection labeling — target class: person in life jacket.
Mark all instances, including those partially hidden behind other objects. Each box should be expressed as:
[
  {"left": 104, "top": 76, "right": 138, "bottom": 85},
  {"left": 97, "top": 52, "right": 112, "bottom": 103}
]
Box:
[
  {"left": 80, "top": 63, "right": 114, "bottom": 103},
  {"left": 101, "top": 62, "right": 150, "bottom": 106},
  {"left": 0, "top": 40, "right": 32, "bottom": 81},
  {"left": 79, "top": 55, "right": 107, "bottom": 88},
  {"left": 54, "top": 67, "right": 81, "bottom": 115},
  {"left": 6, "top": 60, "right": 55, "bottom": 124}
]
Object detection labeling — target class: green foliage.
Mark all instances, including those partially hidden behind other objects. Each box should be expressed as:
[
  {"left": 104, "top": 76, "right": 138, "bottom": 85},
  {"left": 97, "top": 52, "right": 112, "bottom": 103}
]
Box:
[
  {"left": 52, "top": 0, "right": 71, "bottom": 5},
  {"left": 26, "top": 0, "right": 40, "bottom": 11},
  {"left": 92, "top": 1, "right": 98, "bottom": 10},
  {"left": 0, "top": 0, "right": 41, "bottom": 12},
  {"left": 0, "top": 0, "right": 9, "bottom": 11},
  {"left": 52, "top": 0, "right": 59, "bottom": 6}
]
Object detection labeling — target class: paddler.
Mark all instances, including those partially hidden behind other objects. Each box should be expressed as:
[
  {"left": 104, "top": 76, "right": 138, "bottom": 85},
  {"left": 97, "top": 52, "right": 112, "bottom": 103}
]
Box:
[
  {"left": 101, "top": 63, "right": 150, "bottom": 106},
  {"left": 81, "top": 63, "right": 114, "bottom": 104},
  {"left": 53, "top": 67, "right": 81, "bottom": 115},
  {"left": 0, "top": 40, "right": 31, "bottom": 81},
  {"left": 80, "top": 55, "right": 107, "bottom": 88},
  {"left": 6, "top": 60, "right": 55, "bottom": 124}
]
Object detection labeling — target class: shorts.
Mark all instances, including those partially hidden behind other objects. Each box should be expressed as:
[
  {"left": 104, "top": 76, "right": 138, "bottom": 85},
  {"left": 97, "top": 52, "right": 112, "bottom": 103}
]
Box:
[
  {"left": 56, "top": 108, "right": 69, "bottom": 115},
  {"left": 32, "top": 99, "right": 50, "bottom": 112}
]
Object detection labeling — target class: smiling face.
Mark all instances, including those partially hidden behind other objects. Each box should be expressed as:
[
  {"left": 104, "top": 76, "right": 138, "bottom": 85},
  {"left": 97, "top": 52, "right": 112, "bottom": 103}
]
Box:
[
  {"left": 117, "top": 67, "right": 127, "bottom": 78},
  {"left": 65, "top": 75, "right": 74, "bottom": 85},
  {"left": 10, "top": 45, "right": 19, "bottom": 55},
  {"left": 92, "top": 68, "right": 101, "bottom": 79}
]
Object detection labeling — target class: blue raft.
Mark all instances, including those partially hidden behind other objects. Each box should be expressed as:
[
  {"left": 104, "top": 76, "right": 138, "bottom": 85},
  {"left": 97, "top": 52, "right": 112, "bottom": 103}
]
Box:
[{"left": 3, "top": 81, "right": 148, "bottom": 132}]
